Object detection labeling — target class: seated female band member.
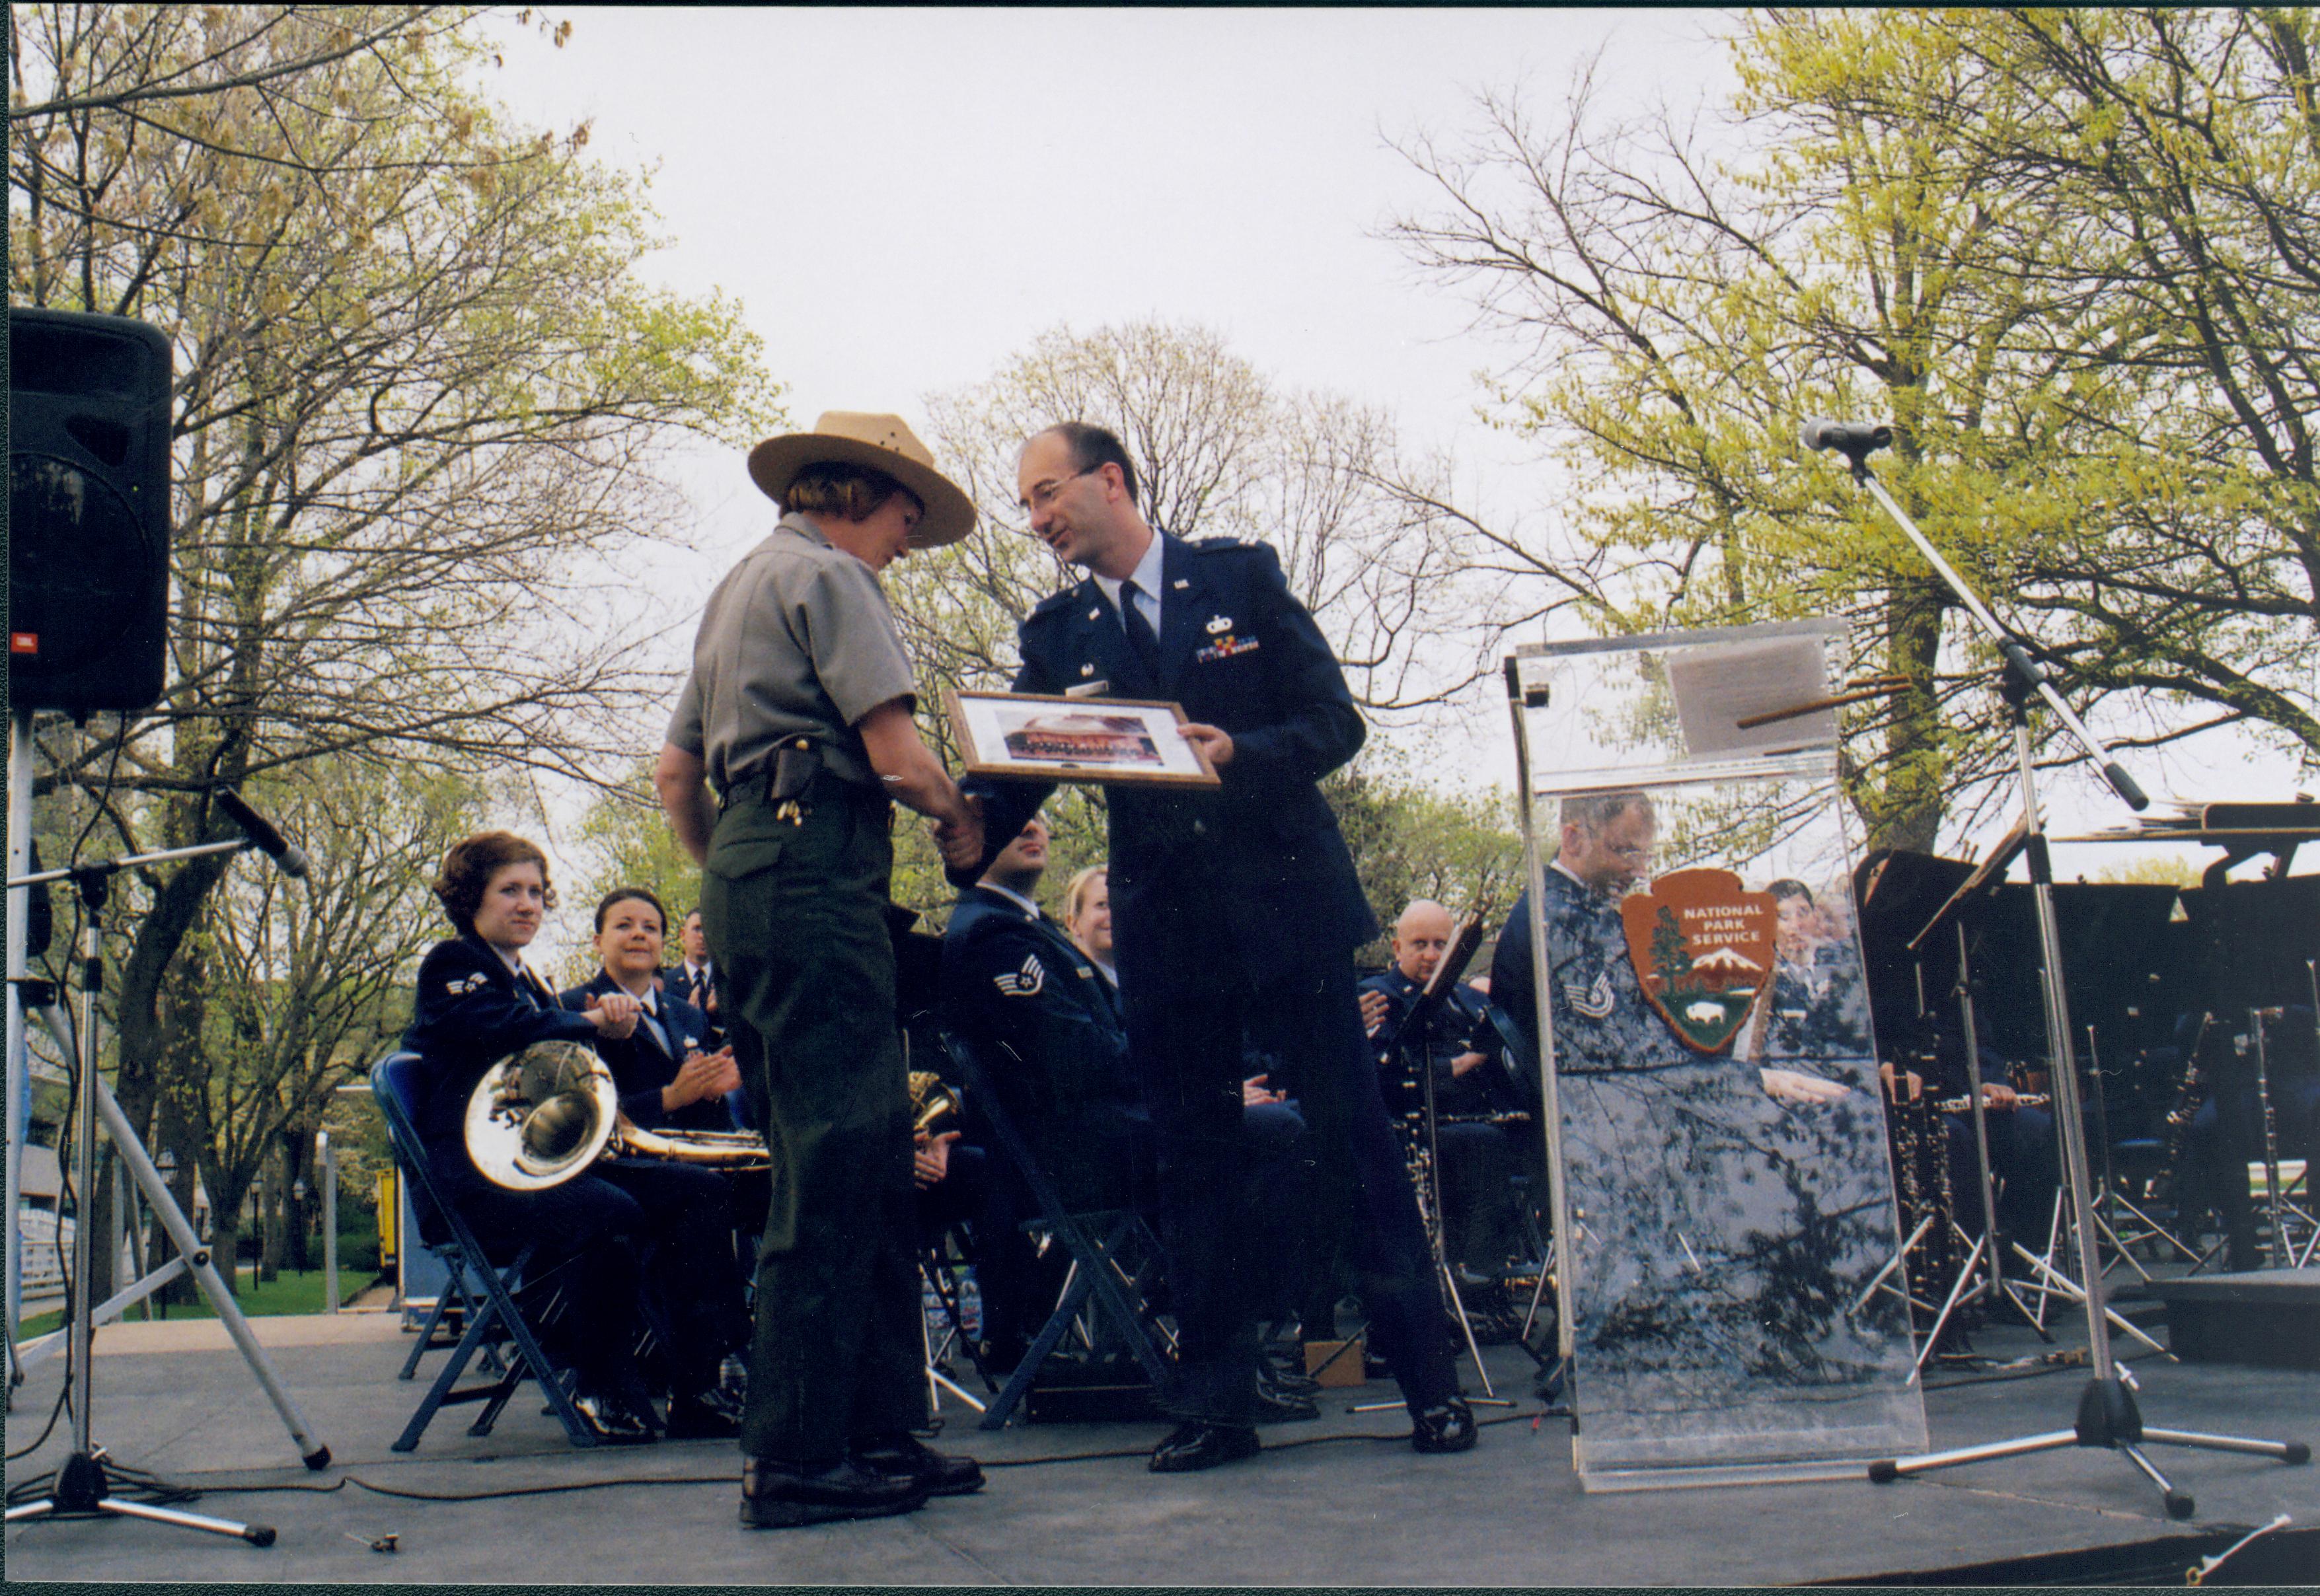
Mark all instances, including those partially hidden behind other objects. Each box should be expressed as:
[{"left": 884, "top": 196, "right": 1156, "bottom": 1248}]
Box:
[
  {"left": 400, "top": 833, "right": 743, "bottom": 1442},
  {"left": 563, "top": 885, "right": 768, "bottom": 1290},
  {"left": 564, "top": 887, "right": 746, "bottom": 1136}
]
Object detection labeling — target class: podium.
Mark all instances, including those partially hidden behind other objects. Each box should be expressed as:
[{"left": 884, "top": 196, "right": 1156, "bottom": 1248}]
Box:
[{"left": 1503, "top": 620, "right": 1927, "bottom": 1490}]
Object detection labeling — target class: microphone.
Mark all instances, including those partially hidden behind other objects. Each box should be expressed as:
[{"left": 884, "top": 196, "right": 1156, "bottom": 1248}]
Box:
[
  {"left": 216, "top": 789, "right": 311, "bottom": 879},
  {"left": 1799, "top": 418, "right": 1893, "bottom": 456}
]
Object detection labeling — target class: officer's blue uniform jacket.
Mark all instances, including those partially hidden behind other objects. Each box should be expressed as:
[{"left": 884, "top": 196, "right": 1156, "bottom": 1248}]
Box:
[
  {"left": 960, "top": 534, "right": 1377, "bottom": 974},
  {"left": 556, "top": 969, "right": 734, "bottom": 1135},
  {"left": 402, "top": 933, "right": 600, "bottom": 1156},
  {"left": 940, "top": 885, "right": 1149, "bottom": 1209}
]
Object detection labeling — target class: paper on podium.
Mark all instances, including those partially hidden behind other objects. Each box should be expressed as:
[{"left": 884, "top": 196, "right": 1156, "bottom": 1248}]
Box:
[{"left": 1664, "top": 634, "right": 1835, "bottom": 757}]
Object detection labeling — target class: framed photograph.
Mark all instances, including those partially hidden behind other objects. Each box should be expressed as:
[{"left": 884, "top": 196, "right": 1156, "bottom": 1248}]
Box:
[{"left": 942, "top": 686, "right": 1222, "bottom": 788}]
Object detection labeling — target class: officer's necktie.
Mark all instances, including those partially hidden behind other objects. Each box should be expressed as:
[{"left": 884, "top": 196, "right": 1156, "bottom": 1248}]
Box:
[{"left": 1118, "top": 579, "right": 1163, "bottom": 683}]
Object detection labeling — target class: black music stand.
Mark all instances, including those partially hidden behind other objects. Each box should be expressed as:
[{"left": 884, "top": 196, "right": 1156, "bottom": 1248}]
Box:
[{"left": 1815, "top": 426, "right": 2307, "bottom": 1518}]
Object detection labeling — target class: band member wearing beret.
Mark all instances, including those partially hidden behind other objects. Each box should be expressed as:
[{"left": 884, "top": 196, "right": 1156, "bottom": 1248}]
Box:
[{"left": 655, "top": 412, "right": 988, "bottom": 1529}]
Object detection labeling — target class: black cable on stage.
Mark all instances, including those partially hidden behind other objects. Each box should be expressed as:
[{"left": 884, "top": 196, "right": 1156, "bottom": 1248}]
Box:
[
  {"left": 3, "top": 1377, "right": 73, "bottom": 1464},
  {"left": 176, "top": 1406, "right": 1561, "bottom": 1505}
]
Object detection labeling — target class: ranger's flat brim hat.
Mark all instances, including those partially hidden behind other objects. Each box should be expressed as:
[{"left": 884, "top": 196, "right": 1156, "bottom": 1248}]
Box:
[{"left": 747, "top": 411, "right": 976, "bottom": 550}]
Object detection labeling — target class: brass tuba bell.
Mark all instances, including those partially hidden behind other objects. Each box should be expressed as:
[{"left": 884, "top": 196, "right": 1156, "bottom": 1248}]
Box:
[{"left": 465, "top": 1039, "right": 771, "bottom": 1192}]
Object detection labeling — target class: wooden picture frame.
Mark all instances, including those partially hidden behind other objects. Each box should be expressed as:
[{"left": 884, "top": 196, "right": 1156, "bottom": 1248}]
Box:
[{"left": 942, "top": 686, "right": 1222, "bottom": 788}]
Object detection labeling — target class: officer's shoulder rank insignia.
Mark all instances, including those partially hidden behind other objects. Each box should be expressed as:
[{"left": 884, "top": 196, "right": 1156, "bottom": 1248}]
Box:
[
  {"left": 993, "top": 954, "right": 1045, "bottom": 998},
  {"left": 448, "top": 972, "right": 488, "bottom": 996}
]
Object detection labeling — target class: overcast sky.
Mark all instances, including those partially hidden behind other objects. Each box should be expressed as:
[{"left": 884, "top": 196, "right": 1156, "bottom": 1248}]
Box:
[{"left": 461, "top": 8, "right": 2301, "bottom": 957}]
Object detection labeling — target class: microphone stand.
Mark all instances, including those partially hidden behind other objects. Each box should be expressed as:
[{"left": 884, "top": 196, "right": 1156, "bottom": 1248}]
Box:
[
  {"left": 5, "top": 836, "right": 329, "bottom": 1546},
  {"left": 1813, "top": 428, "right": 2309, "bottom": 1517}
]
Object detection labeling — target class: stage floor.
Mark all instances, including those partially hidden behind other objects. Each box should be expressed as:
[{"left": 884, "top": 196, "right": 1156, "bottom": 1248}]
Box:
[{"left": 5, "top": 1301, "right": 2315, "bottom": 1585}]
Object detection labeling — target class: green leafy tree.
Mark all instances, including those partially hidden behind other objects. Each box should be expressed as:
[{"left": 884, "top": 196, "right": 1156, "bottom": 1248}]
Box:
[
  {"left": 157, "top": 760, "right": 484, "bottom": 1297},
  {"left": 10, "top": 3, "right": 780, "bottom": 1291},
  {"left": 1390, "top": 8, "right": 2320, "bottom": 851}
]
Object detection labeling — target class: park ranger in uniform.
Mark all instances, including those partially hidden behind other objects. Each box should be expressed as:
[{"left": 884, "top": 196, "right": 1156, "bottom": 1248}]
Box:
[{"left": 655, "top": 412, "right": 988, "bottom": 1530}]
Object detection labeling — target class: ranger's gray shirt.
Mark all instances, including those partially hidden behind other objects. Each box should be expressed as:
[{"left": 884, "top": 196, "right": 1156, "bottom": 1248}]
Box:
[{"left": 666, "top": 512, "right": 918, "bottom": 791}]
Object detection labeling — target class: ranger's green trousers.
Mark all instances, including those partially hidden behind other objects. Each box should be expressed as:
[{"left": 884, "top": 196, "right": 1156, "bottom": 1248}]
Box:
[{"left": 701, "top": 776, "right": 924, "bottom": 1463}]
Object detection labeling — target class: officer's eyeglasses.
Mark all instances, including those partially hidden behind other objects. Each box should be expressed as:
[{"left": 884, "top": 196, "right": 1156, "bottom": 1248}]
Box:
[{"left": 1018, "top": 467, "right": 1098, "bottom": 517}]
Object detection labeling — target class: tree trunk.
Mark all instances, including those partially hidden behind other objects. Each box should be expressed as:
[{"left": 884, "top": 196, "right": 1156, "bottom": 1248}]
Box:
[
  {"left": 258, "top": 1140, "right": 285, "bottom": 1284},
  {"left": 285, "top": 1125, "right": 314, "bottom": 1274}
]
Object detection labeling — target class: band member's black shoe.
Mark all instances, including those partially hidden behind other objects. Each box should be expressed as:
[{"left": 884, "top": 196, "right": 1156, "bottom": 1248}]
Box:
[
  {"left": 852, "top": 1432, "right": 985, "bottom": 1496},
  {"left": 1411, "top": 1397, "right": 1478, "bottom": 1454},
  {"left": 1253, "top": 1366, "right": 1320, "bottom": 1424},
  {"left": 572, "top": 1389, "right": 659, "bottom": 1444},
  {"left": 740, "top": 1457, "right": 928, "bottom": 1529},
  {"left": 664, "top": 1386, "right": 745, "bottom": 1440},
  {"left": 1150, "top": 1420, "right": 1261, "bottom": 1472}
]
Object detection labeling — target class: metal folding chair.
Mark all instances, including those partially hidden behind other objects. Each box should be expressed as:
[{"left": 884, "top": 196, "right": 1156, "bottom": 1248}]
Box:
[
  {"left": 935, "top": 1031, "right": 1174, "bottom": 1430},
  {"left": 369, "top": 1051, "right": 599, "bottom": 1450}
]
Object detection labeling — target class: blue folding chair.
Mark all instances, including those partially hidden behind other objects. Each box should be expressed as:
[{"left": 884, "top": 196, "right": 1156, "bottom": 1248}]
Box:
[
  {"left": 369, "top": 1051, "right": 599, "bottom": 1450},
  {"left": 934, "top": 1031, "right": 1174, "bottom": 1430}
]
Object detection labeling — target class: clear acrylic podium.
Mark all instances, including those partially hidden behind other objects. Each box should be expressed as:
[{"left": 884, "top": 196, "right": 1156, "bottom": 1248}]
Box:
[{"left": 1504, "top": 620, "right": 1928, "bottom": 1491}]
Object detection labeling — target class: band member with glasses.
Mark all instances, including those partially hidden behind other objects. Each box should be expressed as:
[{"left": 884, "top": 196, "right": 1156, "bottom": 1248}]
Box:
[
  {"left": 402, "top": 831, "right": 670, "bottom": 1443},
  {"left": 954, "top": 421, "right": 1472, "bottom": 1473},
  {"left": 656, "top": 412, "right": 988, "bottom": 1529}
]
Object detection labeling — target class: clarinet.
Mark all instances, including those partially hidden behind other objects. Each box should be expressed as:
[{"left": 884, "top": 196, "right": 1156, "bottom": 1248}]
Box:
[
  {"left": 2249, "top": 1007, "right": 2288, "bottom": 1268},
  {"left": 2155, "top": 1011, "right": 2214, "bottom": 1212}
]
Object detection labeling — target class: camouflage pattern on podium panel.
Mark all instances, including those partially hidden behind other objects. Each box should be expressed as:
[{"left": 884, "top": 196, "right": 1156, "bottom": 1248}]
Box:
[{"left": 1538, "top": 863, "right": 1922, "bottom": 1473}]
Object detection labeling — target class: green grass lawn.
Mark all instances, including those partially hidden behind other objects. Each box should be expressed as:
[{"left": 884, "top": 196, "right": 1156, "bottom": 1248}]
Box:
[{"left": 19, "top": 1266, "right": 366, "bottom": 1338}]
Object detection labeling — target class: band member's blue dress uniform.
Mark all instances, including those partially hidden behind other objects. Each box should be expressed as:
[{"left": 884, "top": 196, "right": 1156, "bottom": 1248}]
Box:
[
  {"left": 963, "top": 532, "right": 1457, "bottom": 1425},
  {"left": 405, "top": 940, "right": 746, "bottom": 1408},
  {"left": 402, "top": 934, "right": 655, "bottom": 1404},
  {"left": 940, "top": 884, "right": 1152, "bottom": 1212}
]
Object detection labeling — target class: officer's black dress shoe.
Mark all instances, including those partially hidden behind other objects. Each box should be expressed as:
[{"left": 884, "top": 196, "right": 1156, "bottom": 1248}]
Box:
[
  {"left": 1411, "top": 1396, "right": 1478, "bottom": 1454},
  {"left": 852, "top": 1432, "right": 985, "bottom": 1496},
  {"left": 1150, "top": 1420, "right": 1261, "bottom": 1473},
  {"left": 739, "top": 1457, "right": 928, "bottom": 1529},
  {"left": 572, "top": 1389, "right": 659, "bottom": 1444},
  {"left": 664, "top": 1385, "right": 744, "bottom": 1440}
]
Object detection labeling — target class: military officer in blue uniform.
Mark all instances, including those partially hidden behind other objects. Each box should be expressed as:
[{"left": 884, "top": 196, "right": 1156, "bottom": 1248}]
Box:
[{"left": 956, "top": 421, "right": 1470, "bottom": 1472}]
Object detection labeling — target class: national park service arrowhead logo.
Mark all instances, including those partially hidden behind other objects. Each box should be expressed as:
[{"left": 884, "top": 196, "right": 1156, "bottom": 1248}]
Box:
[{"left": 1618, "top": 867, "right": 1777, "bottom": 1054}]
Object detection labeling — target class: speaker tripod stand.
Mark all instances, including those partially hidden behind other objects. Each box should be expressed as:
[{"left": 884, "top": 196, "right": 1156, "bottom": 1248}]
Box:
[
  {"left": 5, "top": 831, "right": 326, "bottom": 1545},
  {"left": 1813, "top": 425, "right": 2307, "bottom": 1518}
]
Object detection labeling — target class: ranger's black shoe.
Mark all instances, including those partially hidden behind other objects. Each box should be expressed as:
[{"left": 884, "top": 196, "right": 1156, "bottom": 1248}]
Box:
[
  {"left": 852, "top": 1432, "right": 985, "bottom": 1496},
  {"left": 739, "top": 1457, "right": 927, "bottom": 1529}
]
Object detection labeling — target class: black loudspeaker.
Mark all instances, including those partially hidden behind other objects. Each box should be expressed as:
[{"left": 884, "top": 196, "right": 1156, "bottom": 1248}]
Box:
[{"left": 8, "top": 307, "right": 174, "bottom": 713}]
